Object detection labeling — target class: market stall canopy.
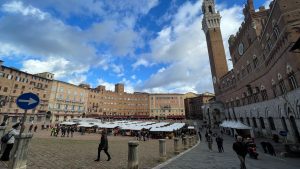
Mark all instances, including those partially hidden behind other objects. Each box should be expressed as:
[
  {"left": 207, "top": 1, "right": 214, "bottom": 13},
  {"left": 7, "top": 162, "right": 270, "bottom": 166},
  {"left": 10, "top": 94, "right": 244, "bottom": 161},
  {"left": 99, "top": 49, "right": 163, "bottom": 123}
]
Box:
[
  {"left": 220, "top": 120, "right": 251, "bottom": 129},
  {"left": 150, "top": 123, "right": 185, "bottom": 132},
  {"left": 188, "top": 126, "right": 195, "bottom": 129},
  {"left": 60, "top": 122, "right": 76, "bottom": 125},
  {"left": 78, "top": 124, "right": 96, "bottom": 128}
]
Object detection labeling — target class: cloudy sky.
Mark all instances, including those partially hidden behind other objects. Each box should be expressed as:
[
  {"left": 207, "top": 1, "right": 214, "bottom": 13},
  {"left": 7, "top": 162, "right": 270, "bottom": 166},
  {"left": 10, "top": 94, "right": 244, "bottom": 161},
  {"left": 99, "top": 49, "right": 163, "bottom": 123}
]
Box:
[{"left": 0, "top": 0, "right": 271, "bottom": 93}]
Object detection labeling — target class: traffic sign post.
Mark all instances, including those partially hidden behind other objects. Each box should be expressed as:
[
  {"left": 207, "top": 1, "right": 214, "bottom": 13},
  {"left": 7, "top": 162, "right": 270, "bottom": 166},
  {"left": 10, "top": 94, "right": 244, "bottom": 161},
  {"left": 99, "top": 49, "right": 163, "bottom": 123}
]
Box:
[
  {"left": 16, "top": 93, "right": 40, "bottom": 134},
  {"left": 9, "top": 93, "right": 40, "bottom": 169}
]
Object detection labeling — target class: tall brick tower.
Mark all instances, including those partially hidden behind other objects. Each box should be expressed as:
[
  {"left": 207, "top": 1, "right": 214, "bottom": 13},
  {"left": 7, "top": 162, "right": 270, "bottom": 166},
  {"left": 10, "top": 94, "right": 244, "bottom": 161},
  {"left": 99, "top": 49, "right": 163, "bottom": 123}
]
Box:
[{"left": 202, "top": 0, "right": 228, "bottom": 95}]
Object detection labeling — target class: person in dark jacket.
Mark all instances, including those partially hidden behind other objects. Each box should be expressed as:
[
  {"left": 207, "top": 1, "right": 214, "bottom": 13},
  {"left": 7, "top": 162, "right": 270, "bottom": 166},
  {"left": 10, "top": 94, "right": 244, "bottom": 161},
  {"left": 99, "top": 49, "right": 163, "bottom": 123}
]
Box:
[
  {"left": 95, "top": 130, "right": 111, "bottom": 161},
  {"left": 266, "top": 142, "right": 276, "bottom": 156},
  {"left": 233, "top": 136, "right": 248, "bottom": 169},
  {"left": 216, "top": 135, "right": 224, "bottom": 153}
]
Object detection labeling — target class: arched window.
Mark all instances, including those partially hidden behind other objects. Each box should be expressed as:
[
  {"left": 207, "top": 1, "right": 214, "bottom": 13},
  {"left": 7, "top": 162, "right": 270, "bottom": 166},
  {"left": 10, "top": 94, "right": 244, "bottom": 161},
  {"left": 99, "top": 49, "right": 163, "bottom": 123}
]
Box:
[
  {"left": 268, "top": 117, "right": 276, "bottom": 130},
  {"left": 279, "top": 79, "right": 286, "bottom": 94},
  {"left": 253, "top": 55, "right": 258, "bottom": 68},
  {"left": 259, "top": 117, "right": 265, "bottom": 129},
  {"left": 240, "top": 117, "right": 244, "bottom": 123},
  {"left": 252, "top": 117, "right": 257, "bottom": 128},
  {"left": 246, "top": 117, "right": 250, "bottom": 126},
  {"left": 281, "top": 117, "right": 288, "bottom": 131},
  {"left": 209, "top": 6, "right": 213, "bottom": 13},
  {"left": 288, "top": 72, "right": 298, "bottom": 90},
  {"left": 272, "top": 20, "right": 280, "bottom": 39},
  {"left": 261, "top": 89, "right": 268, "bottom": 101}
]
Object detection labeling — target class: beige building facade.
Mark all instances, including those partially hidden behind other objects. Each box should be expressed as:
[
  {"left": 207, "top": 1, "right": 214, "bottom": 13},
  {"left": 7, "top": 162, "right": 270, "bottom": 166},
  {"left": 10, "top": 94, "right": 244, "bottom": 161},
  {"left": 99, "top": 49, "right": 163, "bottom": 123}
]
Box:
[
  {"left": 149, "top": 94, "right": 185, "bottom": 119},
  {"left": 0, "top": 61, "right": 187, "bottom": 123},
  {"left": 47, "top": 80, "right": 88, "bottom": 122},
  {"left": 0, "top": 61, "right": 51, "bottom": 124},
  {"left": 87, "top": 84, "right": 149, "bottom": 119}
]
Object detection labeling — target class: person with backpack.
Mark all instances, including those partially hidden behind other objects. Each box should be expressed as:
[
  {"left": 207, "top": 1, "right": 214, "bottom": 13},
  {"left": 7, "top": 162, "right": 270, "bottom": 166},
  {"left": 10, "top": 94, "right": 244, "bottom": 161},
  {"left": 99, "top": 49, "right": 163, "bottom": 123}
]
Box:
[{"left": 0, "top": 122, "right": 20, "bottom": 161}]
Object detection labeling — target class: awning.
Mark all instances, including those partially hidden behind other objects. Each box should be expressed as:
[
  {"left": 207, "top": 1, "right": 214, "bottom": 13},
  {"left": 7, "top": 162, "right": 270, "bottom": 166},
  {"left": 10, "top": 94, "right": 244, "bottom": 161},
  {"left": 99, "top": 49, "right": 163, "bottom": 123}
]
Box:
[
  {"left": 220, "top": 120, "right": 252, "bottom": 129},
  {"left": 60, "top": 122, "right": 76, "bottom": 125},
  {"left": 78, "top": 124, "right": 96, "bottom": 128}
]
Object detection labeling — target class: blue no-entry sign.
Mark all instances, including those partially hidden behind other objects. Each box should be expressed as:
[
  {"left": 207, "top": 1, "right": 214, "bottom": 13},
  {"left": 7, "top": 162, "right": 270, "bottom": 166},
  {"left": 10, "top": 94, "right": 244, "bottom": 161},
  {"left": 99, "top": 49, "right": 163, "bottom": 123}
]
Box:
[
  {"left": 279, "top": 131, "right": 288, "bottom": 137},
  {"left": 16, "top": 93, "right": 40, "bottom": 110}
]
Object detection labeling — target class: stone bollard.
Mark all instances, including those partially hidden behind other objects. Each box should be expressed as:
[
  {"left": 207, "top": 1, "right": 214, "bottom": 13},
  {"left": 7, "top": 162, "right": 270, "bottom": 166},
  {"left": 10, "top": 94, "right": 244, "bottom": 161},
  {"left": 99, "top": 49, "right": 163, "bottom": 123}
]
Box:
[
  {"left": 194, "top": 136, "right": 198, "bottom": 144},
  {"left": 0, "top": 126, "right": 6, "bottom": 154},
  {"left": 183, "top": 137, "right": 188, "bottom": 150},
  {"left": 191, "top": 136, "right": 194, "bottom": 145},
  {"left": 9, "top": 133, "right": 33, "bottom": 169},
  {"left": 188, "top": 137, "right": 192, "bottom": 148},
  {"left": 174, "top": 138, "right": 180, "bottom": 154},
  {"left": 159, "top": 139, "right": 167, "bottom": 162},
  {"left": 128, "top": 141, "right": 139, "bottom": 169}
]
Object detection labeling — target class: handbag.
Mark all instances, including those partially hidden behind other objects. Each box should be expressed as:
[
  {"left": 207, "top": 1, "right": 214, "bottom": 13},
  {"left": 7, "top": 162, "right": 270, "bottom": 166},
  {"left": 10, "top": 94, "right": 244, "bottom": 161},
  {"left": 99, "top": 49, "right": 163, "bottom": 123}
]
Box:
[{"left": 1, "top": 131, "right": 13, "bottom": 143}]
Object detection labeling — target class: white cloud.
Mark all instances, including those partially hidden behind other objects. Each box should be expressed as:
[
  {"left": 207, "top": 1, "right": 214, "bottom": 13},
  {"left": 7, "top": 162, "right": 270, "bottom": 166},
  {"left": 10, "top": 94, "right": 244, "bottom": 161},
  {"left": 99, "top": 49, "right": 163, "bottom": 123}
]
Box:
[
  {"left": 111, "top": 64, "right": 124, "bottom": 77},
  {"left": 67, "top": 75, "right": 87, "bottom": 85},
  {"left": 138, "top": 0, "right": 244, "bottom": 94},
  {"left": 0, "top": 0, "right": 155, "bottom": 84},
  {"left": 132, "top": 58, "right": 151, "bottom": 69},
  {"left": 96, "top": 79, "right": 115, "bottom": 91},
  {"left": 131, "top": 75, "right": 136, "bottom": 80},
  {"left": 22, "top": 57, "right": 89, "bottom": 84},
  {"left": 0, "top": 42, "right": 21, "bottom": 58},
  {"left": 263, "top": 0, "right": 273, "bottom": 9},
  {"left": 218, "top": 5, "right": 244, "bottom": 69},
  {"left": 2, "top": 1, "right": 47, "bottom": 20}
]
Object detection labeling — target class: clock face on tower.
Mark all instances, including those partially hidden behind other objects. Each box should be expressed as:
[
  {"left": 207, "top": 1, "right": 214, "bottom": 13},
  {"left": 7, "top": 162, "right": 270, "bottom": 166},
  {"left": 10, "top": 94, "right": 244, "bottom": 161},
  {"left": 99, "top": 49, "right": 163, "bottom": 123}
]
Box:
[{"left": 238, "top": 42, "right": 244, "bottom": 56}]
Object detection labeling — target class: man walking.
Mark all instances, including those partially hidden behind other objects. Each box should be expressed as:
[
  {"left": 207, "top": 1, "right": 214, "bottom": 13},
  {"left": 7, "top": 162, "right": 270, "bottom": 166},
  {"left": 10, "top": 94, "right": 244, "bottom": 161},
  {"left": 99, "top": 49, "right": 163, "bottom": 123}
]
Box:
[
  {"left": 216, "top": 135, "right": 224, "bottom": 153},
  {"left": 207, "top": 134, "right": 213, "bottom": 151},
  {"left": 233, "top": 136, "right": 248, "bottom": 169},
  {"left": 198, "top": 131, "right": 202, "bottom": 141},
  {"left": 95, "top": 130, "right": 111, "bottom": 162}
]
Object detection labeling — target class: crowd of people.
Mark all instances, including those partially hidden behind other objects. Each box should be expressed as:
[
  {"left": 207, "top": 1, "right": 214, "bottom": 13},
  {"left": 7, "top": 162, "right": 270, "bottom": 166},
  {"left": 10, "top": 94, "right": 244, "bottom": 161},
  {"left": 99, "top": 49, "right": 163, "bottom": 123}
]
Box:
[{"left": 50, "top": 125, "right": 76, "bottom": 137}]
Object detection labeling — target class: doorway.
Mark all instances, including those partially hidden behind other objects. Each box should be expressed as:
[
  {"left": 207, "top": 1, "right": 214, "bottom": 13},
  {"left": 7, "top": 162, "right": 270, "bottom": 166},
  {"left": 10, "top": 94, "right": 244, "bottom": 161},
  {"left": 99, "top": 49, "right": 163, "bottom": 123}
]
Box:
[{"left": 290, "top": 116, "right": 300, "bottom": 142}]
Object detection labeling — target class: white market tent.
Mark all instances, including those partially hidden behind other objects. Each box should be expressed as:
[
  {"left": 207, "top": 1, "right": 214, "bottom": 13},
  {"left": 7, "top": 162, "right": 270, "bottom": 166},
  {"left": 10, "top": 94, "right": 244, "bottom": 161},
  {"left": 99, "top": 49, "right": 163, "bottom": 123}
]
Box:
[
  {"left": 220, "top": 120, "right": 251, "bottom": 129},
  {"left": 220, "top": 120, "right": 254, "bottom": 138},
  {"left": 60, "top": 122, "right": 76, "bottom": 125},
  {"left": 150, "top": 123, "right": 185, "bottom": 132},
  {"left": 188, "top": 126, "right": 195, "bottom": 129},
  {"left": 78, "top": 124, "right": 96, "bottom": 128}
]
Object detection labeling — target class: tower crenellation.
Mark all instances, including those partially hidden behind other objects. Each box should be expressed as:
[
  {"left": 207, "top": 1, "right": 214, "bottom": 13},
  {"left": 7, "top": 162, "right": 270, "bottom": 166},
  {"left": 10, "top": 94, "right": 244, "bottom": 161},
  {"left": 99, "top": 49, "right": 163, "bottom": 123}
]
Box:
[{"left": 202, "top": 0, "right": 221, "bottom": 34}]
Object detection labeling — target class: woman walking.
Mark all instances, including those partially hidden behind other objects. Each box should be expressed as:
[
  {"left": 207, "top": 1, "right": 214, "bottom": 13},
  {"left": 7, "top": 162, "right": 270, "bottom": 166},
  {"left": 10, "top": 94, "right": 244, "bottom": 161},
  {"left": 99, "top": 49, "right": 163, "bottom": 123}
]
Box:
[{"left": 95, "top": 130, "right": 111, "bottom": 161}]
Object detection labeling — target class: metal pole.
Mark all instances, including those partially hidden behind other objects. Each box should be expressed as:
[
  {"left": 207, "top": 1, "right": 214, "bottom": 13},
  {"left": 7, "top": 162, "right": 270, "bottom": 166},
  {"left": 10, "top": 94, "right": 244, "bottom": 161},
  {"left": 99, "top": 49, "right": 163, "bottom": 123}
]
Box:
[{"left": 10, "top": 109, "right": 27, "bottom": 169}]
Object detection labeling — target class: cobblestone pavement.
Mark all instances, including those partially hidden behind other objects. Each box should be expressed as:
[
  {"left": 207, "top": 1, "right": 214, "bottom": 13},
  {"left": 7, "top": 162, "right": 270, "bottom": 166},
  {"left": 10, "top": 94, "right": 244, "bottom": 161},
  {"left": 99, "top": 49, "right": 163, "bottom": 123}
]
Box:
[
  {"left": 159, "top": 133, "right": 300, "bottom": 169},
  {"left": 0, "top": 130, "right": 186, "bottom": 169}
]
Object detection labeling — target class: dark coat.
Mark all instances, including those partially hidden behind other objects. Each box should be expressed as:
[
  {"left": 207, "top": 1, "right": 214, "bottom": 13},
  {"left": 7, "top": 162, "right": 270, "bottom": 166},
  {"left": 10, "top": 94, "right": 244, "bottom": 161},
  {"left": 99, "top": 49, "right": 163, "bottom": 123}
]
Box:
[
  {"left": 99, "top": 134, "right": 108, "bottom": 150},
  {"left": 216, "top": 137, "right": 223, "bottom": 145},
  {"left": 233, "top": 141, "right": 248, "bottom": 157}
]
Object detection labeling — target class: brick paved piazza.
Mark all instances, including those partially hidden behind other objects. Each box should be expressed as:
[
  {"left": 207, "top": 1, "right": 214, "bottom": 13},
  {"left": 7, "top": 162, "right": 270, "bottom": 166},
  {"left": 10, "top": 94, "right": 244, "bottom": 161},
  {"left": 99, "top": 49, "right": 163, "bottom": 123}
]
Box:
[{"left": 0, "top": 130, "right": 182, "bottom": 169}]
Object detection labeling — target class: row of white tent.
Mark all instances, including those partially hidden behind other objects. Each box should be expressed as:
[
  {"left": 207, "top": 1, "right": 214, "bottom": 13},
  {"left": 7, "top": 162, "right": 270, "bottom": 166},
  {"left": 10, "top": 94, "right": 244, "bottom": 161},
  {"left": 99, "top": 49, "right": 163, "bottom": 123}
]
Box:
[{"left": 60, "top": 119, "right": 188, "bottom": 132}]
